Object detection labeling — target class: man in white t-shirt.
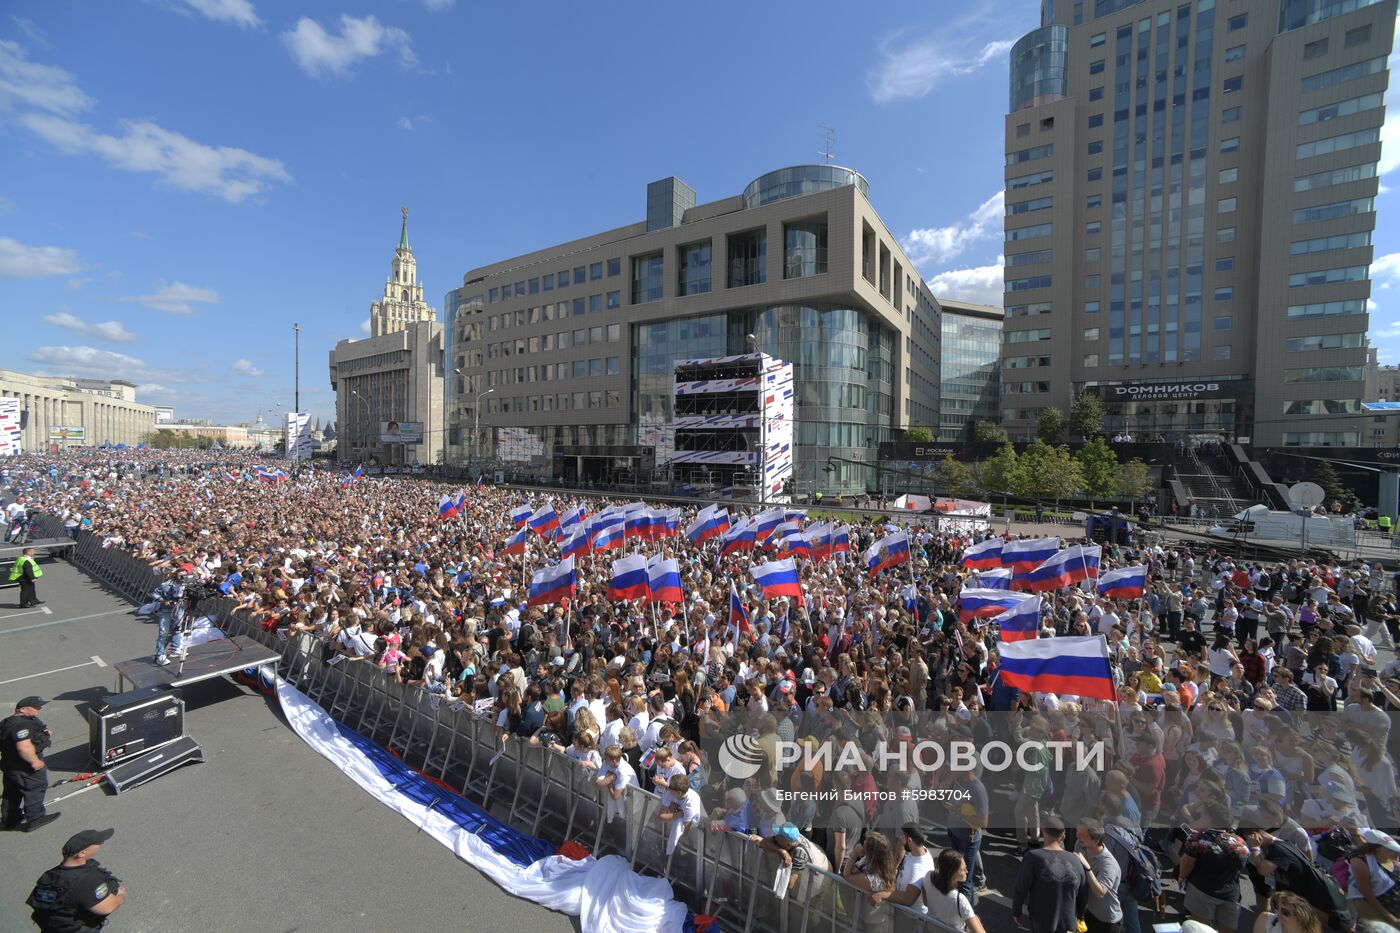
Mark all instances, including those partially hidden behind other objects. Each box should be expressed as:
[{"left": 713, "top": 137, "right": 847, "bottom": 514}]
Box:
[
  {"left": 895, "top": 825, "right": 937, "bottom": 893},
  {"left": 658, "top": 773, "right": 703, "bottom": 853}
]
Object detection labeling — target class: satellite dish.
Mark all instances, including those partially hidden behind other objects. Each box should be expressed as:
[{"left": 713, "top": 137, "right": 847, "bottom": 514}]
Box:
[{"left": 1288, "top": 482, "right": 1326, "bottom": 510}]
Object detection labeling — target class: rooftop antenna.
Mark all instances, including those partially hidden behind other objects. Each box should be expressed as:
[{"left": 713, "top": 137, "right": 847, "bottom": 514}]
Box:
[{"left": 818, "top": 125, "right": 836, "bottom": 164}]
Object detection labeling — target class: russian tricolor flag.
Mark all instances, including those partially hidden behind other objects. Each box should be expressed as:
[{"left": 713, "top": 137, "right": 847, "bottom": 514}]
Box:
[
  {"left": 340, "top": 463, "right": 365, "bottom": 489},
  {"left": 591, "top": 522, "right": 625, "bottom": 553},
  {"left": 1003, "top": 537, "right": 1060, "bottom": 573},
  {"left": 438, "top": 494, "right": 459, "bottom": 519},
  {"left": 719, "top": 518, "right": 757, "bottom": 557},
  {"left": 775, "top": 531, "right": 811, "bottom": 559},
  {"left": 607, "top": 554, "right": 650, "bottom": 602},
  {"left": 974, "top": 568, "right": 1013, "bottom": 590},
  {"left": 960, "top": 588, "right": 1037, "bottom": 622},
  {"left": 656, "top": 509, "right": 682, "bottom": 539},
  {"left": 991, "top": 595, "right": 1041, "bottom": 642},
  {"left": 502, "top": 527, "right": 529, "bottom": 556},
  {"left": 528, "top": 505, "right": 561, "bottom": 538},
  {"left": 1024, "top": 545, "right": 1103, "bottom": 593},
  {"left": 961, "top": 538, "right": 1003, "bottom": 571},
  {"left": 830, "top": 526, "right": 850, "bottom": 556},
  {"left": 527, "top": 556, "right": 576, "bottom": 607},
  {"left": 559, "top": 526, "right": 591, "bottom": 561},
  {"left": 686, "top": 505, "right": 729, "bottom": 544},
  {"left": 864, "top": 531, "right": 911, "bottom": 578},
  {"left": 752, "top": 557, "right": 803, "bottom": 603},
  {"left": 729, "top": 583, "right": 751, "bottom": 647},
  {"left": 752, "top": 508, "right": 784, "bottom": 542},
  {"left": 624, "top": 508, "right": 654, "bottom": 540},
  {"left": 1096, "top": 564, "right": 1148, "bottom": 599},
  {"left": 560, "top": 506, "right": 586, "bottom": 531},
  {"left": 996, "top": 634, "right": 1117, "bottom": 701},
  {"left": 646, "top": 556, "right": 683, "bottom": 604},
  {"left": 510, "top": 505, "right": 533, "bottom": 528}
]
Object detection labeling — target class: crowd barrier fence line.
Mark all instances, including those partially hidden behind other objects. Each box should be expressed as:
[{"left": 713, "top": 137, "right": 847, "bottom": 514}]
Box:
[{"left": 48, "top": 514, "right": 960, "bottom": 933}]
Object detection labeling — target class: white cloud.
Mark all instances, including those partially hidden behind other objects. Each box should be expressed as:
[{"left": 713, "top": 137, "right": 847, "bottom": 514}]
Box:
[
  {"left": 422, "top": 0, "right": 455, "bottom": 9},
  {"left": 359, "top": 319, "right": 371, "bottom": 334},
  {"left": 281, "top": 15, "right": 415, "bottom": 78},
  {"left": 0, "top": 39, "right": 91, "bottom": 115},
  {"left": 30, "top": 345, "right": 152, "bottom": 379},
  {"left": 18, "top": 113, "right": 291, "bottom": 203},
  {"left": 1373, "top": 252, "right": 1400, "bottom": 286},
  {"left": 42, "top": 310, "right": 136, "bottom": 342},
  {"left": 927, "top": 257, "right": 1005, "bottom": 307},
  {"left": 10, "top": 16, "right": 49, "bottom": 48},
  {"left": 123, "top": 281, "right": 220, "bottom": 315},
  {"left": 131, "top": 231, "right": 151, "bottom": 240},
  {"left": 231, "top": 358, "right": 265, "bottom": 377},
  {"left": 182, "top": 0, "right": 261, "bottom": 29},
  {"left": 868, "top": 29, "right": 1014, "bottom": 103},
  {"left": 1382, "top": 34, "right": 1400, "bottom": 176},
  {"left": 0, "top": 236, "right": 82, "bottom": 278},
  {"left": 902, "top": 191, "right": 1004, "bottom": 267},
  {"left": 398, "top": 116, "right": 414, "bottom": 131}
]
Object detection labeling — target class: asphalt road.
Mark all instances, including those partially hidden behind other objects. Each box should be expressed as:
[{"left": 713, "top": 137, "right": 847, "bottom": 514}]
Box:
[{"left": 0, "top": 560, "right": 578, "bottom": 933}]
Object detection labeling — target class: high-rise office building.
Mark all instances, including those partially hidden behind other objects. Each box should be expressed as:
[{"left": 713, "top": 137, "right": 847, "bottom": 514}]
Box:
[
  {"left": 937, "top": 299, "right": 1004, "bottom": 441},
  {"left": 1003, "top": 0, "right": 1394, "bottom": 445},
  {"left": 443, "top": 166, "right": 940, "bottom": 495}
]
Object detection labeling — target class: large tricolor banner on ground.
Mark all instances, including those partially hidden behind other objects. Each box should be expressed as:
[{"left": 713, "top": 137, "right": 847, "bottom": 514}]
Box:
[{"left": 272, "top": 674, "right": 691, "bottom": 933}]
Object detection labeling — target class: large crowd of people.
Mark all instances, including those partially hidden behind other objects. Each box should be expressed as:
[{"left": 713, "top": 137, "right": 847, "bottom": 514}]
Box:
[{"left": 4, "top": 449, "right": 1400, "bottom": 933}]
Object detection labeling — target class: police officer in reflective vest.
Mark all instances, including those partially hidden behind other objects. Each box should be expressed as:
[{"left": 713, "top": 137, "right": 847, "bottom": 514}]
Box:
[
  {"left": 9, "top": 545, "right": 44, "bottom": 608},
  {"left": 27, "top": 828, "right": 126, "bottom": 931},
  {"left": 1, "top": 695, "right": 59, "bottom": 831}
]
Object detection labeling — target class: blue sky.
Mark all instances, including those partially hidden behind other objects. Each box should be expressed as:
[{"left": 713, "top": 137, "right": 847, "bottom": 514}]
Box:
[{"left": 3, "top": 0, "right": 1399, "bottom": 427}]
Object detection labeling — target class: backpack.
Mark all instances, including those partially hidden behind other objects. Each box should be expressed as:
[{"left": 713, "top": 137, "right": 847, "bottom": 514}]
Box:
[{"left": 1105, "top": 822, "right": 1163, "bottom": 902}]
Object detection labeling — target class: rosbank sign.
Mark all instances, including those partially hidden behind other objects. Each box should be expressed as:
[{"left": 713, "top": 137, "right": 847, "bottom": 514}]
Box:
[{"left": 1095, "top": 379, "right": 1251, "bottom": 402}]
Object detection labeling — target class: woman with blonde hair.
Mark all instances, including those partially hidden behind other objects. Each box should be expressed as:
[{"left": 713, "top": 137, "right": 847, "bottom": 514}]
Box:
[
  {"left": 844, "top": 830, "right": 900, "bottom": 897},
  {"left": 1252, "top": 890, "right": 1323, "bottom": 933}
]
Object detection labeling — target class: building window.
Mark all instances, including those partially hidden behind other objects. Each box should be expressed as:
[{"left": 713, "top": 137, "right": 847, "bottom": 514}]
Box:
[
  {"left": 1007, "top": 222, "right": 1053, "bottom": 242},
  {"left": 1225, "top": 44, "right": 1245, "bottom": 62},
  {"left": 1293, "top": 162, "right": 1378, "bottom": 192},
  {"left": 590, "top": 262, "right": 603, "bottom": 281},
  {"left": 727, "top": 229, "right": 766, "bottom": 287},
  {"left": 1085, "top": 247, "right": 1101, "bottom": 262},
  {"left": 1284, "top": 366, "right": 1363, "bottom": 383},
  {"left": 1086, "top": 221, "right": 1101, "bottom": 235},
  {"left": 1215, "top": 286, "right": 1234, "bottom": 301},
  {"left": 1008, "top": 196, "right": 1053, "bottom": 215},
  {"left": 1304, "top": 37, "right": 1329, "bottom": 59},
  {"left": 1285, "top": 333, "right": 1365, "bottom": 351},
  {"left": 1221, "top": 106, "right": 1241, "bottom": 123},
  {"left": 1288, "top": 265, "right": 1369, "bottom": 287},
  {"left": 572, "top": 297, "right": 585, "bottom": 317},
  {"left": 607, "top": 258, "right": 621, "bottom": 277},
  {"left": 1083, "top": 327, "right": 1100, "bottom": 340},
  {"left": 574, "top": 266, "right": 586, "bottom": 284},
  {"left": 589, "top": 294, "right": 603, "bottom": 313},
  {"left": 1299, "top": 92, "right": 1384, "bottom": 126},
  {"left": 1084, "top": 300, "right": 1100, "bottom": 314},
  {"left": 528, "top": 278, "right": 540, "bottom": 295},
  {"left": 1085, "top": 275, "right": 1102, "bottom": 288},
  {"left": 1017, "top": 122, "right": 1031, "bottom": 137},
  {"left": 677, "top": 241, "right": 713, "bottom": 297},
  {"left": 1228, "top": 13, "right": 1246, "bottom": 30},
  {"left": 542, "top": 273, "right": 554, "bottom": 291},
  {"left": 557, "top": 269, "right": 570, "bottom": 287},
  {"left": 1223, "top": 75, "right": 1243, "bottom": 93},
  {"left": 1292, "top": 197, "right": 1374, "bottom": 223},
  {"left": 1290, "top": 231, "right": 1372, "bottom": 255},
  {"left": 1219, "top": 167, "right": 1238, "bottom": 183},
  {"left": 1302, "top": 56, "right": 1385, "bottom": 93},
  {"left": 1221, "top": 137, "right": 1240, "bottom": 153},
  {"left": 1216, "top": 227, "right": 1235, "bottom": 243},
  {"left": 783, "top": 220, "right": 828, "bottom": 278},
  {"left": 1214, "top": 315, "right": 1233, "bottom": 330},
  {"left": 1087, "top": 194, "right": 1103, "bottom": 209},
  {"left": 1088, "top": 140, "right": 1103, "bottom": 155},
  {"left": 1213, "top": 346, "right": 1232, "bottom": 360},
  {"left": 631, "top": 253, "right": 663, "bottom": 303},
  {"left": 1084, "top": 353, "right": 1099, "bottom": 367},
  {"left": 1218, "top": 197, "right": 1237, "bottom": 213},
  {"left": 1089, "top": 86, "right": 1104, "bottom": 101},
  {"left": 1089, "top": 113, "right": 1104, "bottom": 128},
  {"left": 1345, "top": 25, "right": 1371, "bottom": 47},
  {"left": 1090, "top": 59, "right": 1105, "bottom": 74},
  {"left": 1087, "top": 167, "right": 1103, "bottom": 182},
  {"left": 1090, "top": 31, "right": 1105, "bottom": 46},
  {"left": 1287, "top": 299, "right": 1367, "bottom": 318},
  {"left": 1216, "top": 257, "right": 1234, "bottom": 271},
  {"left": 606, "top": 290, "right": 620, "bottom": 309}
]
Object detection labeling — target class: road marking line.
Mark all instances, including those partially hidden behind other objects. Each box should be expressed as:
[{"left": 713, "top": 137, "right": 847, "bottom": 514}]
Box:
[
  {"left": 42, "top": 606, "right": 52, "bottom": 615},
  {"left": 92, "top": 655, "right": 107, "bottom": 669},
  {"left": 3, "top": 608, "right": 49, "bottom": 619},
  {"left": 0, "top": 658, "right": 104, "bottom": 685},
  {"left": 0, "top": 607, "right": 133, "bottom": 636}
]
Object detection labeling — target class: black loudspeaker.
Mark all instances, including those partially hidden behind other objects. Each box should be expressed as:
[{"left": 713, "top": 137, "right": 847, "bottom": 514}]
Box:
[
  {"left": 88, "top": 687, "right": 185, "bottom": 765},
  {"left": 103, "top": 735, "right": 203, "bottom": 794}
]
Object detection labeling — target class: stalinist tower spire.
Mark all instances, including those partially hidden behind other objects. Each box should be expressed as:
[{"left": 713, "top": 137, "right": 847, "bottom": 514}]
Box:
[{"left": 369, "top": 206, "right": 435, "bottom": 337}]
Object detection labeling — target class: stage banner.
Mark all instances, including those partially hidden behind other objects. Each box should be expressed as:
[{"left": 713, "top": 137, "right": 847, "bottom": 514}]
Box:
[
  {"left": 0, "top": 398, "right": 20, "bottom": 456},
  {"left": 284, "top": 412, "right": 312, "bottom": 461}
]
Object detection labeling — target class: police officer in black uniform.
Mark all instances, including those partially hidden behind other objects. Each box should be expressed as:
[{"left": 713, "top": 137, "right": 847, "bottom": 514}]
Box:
[
  {"left": 2, "top": 695, "right": 60, "bottom": 831},
  {"left": 27, "top": 828, "right": 126, "bottom": 931}
]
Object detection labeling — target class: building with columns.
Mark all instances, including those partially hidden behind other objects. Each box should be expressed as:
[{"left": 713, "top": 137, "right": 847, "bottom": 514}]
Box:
[
  {"left": 330, "top": 208, "right": 444, "bottom": 466},
  {"left": 0, "top": 371, "right": 157, "bottom": 449}
]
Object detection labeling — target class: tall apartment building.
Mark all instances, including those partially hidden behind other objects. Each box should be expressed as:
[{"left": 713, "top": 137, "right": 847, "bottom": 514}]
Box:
[
  {"left": 937, "top": 299, "right": 1004, "bottom": 441},
  {"left": 443, "top": 166, "right": 940, "bottom": 495},
  {"left": 1002, "top": 0, "right": 1394, "bottom": 445}
]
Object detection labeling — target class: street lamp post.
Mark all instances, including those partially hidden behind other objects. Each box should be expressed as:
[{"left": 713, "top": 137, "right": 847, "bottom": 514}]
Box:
[
  {"left": 349, "top": 389, "right": 372, "bottom": 461},
  {"left": 474, "top": 387, "right": 495, "bottom": 472}
]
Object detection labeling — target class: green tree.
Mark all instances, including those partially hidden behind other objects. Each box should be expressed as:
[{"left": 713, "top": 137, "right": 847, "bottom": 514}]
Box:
[
  {"left": 1015, "top": 441, "right": 1084, "bottom": 504},
  {"left": 1075, "top": 436, "right": 1121, "bottom": 503},
  {"left": 1069, "top": 393, "right": 1106, "bottom": 440},
  {"left": 1310, "top": 460, "right": 1346, "bottom": 504},
  {"left": 1119, "top": 458, "right": 1154, "bottom": 510},
  {"left": 903, "top": 426, "right": 935, "bottom": 443},
  {"left": 936, "top": 454, "right": 976, "bottom": 497},
  {"left": 978, "top": 443, "right": 1023, "bottom": 497},
  {"left": 1036, "top": 407, "right": 1066, "bottom": 444},
  {"left": 974, "top": 420, "right": 1009, "bottom": 444}
]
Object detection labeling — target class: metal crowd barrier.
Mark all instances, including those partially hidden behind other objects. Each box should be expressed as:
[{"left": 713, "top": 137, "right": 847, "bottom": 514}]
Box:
[{"left": 56, "top": 537, "right": 958, "bottom": 933}]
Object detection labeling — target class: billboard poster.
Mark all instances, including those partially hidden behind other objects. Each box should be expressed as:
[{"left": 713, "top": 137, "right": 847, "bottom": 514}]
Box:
[
  {"left": 284, "top": 411, "right": 313, "bottom": 461},
  {"left": 0, "top": 398, "right": 20, "bottom": 456},
  {"left": 49, "top": 425, "right": 86, "bottom": 442},
  {"left": 379, "top": 420, "right": 423, "bottom": 444}
]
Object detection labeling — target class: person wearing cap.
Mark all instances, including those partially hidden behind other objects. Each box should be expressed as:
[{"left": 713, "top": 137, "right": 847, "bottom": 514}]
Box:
[
  {"left": 2, "top": 695, "right": 59, "bottom": 832},
  {"left": 1346, "top": 828, "right": 1400, "bottom": 925},
  {"left": 27, "top": 828, "right": 125, "bottom": 931},
  {"left": 9, "top": 545, "right": 44, "bottom": 608},
  {"left": 759, "top": 823, "right": 818, "bottom": 894}
]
